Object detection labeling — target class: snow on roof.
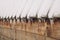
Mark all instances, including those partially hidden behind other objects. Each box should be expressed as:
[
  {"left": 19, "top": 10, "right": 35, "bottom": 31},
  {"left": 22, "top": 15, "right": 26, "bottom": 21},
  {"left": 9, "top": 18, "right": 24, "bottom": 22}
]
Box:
[{"left": 0, "top": 0, "right": 60, "bottom": 18}]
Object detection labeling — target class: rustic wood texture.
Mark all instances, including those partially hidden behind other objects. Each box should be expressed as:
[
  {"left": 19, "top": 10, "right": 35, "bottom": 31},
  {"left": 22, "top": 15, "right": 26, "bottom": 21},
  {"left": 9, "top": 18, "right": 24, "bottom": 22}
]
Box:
[{"left": 0, "top": 20, "right": 59, "bottom": 40}]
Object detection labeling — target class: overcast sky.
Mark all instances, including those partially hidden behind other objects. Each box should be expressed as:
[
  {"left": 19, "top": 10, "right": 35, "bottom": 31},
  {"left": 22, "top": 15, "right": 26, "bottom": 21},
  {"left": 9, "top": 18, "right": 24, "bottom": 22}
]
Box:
[{"left": 0, "top": 0, "right": 60, "bottom": 18}]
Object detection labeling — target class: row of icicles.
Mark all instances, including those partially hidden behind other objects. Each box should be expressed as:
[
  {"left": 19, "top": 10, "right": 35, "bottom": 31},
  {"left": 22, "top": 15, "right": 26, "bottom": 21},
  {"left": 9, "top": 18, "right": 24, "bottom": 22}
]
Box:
[{"left": 0, "top": 14, "right": 50, "bottom": 23}]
